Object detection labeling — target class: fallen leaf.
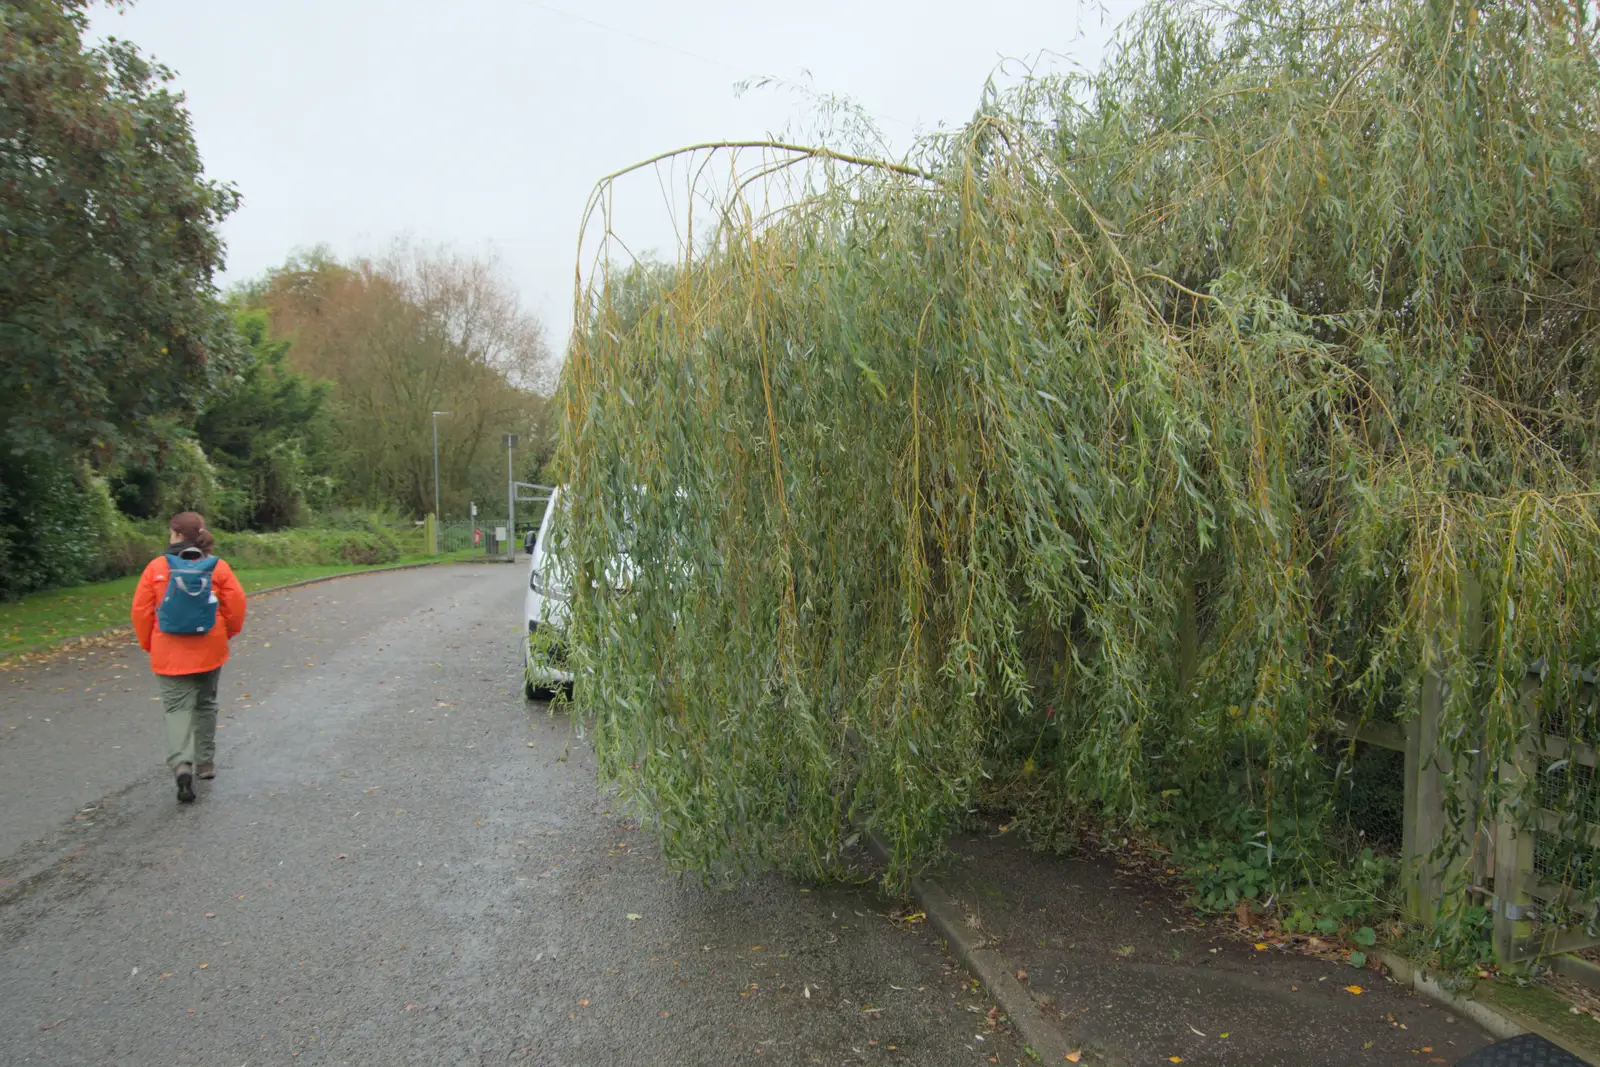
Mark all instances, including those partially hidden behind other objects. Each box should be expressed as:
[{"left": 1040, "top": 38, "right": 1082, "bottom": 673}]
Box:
[
  {"left": 1169, "top": 1058, "right": 1184, "bottom": 1064},
  {"left": 1188, "top": 1024, "right": 1206, "bottom": 1036},
  {"left": 1220, "top": 1033, "right": 1230, "bottom": 1039},
  {"left": 1344, "top": 985, "right": 1364, "bottom": 995},
  {"left": 203, "top": 912, "right": 216, "bottom": 919},
  {"left": 1017, "top": 969, "right": 1028, "bottom": 981},
  {"left": 578, "top": 1000, "right": 590, "bottom": 1007},
  {"left": 1253, "top": 942, "right": 1268, "bottom": 951},
  {"left": 1421, "top": 1048, "right": 1432, "bottom": 1053},
  {"left": 627, "top": 913, "right": 643, "bottom": 921},
  {"left": 1065, "top": 1053, "right": 1082, "bottom": 1064},
  {"left": 336, "top": 853, "right": 348, "bottom": 861},
  {"left": 404, "top": 1004, "right": 422, "bottom": 1012},
  {"left": 198, "top": 963, "right": 209, "bottom": 970}
]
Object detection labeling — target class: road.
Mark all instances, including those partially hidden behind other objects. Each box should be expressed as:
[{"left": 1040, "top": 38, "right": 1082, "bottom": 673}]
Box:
[{"left": 0, "top": 565, "right": 1021, "bottom": 1067}]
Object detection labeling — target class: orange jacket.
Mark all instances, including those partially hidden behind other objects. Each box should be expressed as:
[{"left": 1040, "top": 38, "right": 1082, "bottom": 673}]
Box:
[{"left": 131, "top": 554, "right": 247, "bottom": 676}]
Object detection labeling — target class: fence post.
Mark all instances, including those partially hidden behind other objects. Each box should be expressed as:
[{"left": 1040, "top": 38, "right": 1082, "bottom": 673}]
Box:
[
  {"left": 1406, "top": 662, "right": 1445, "bottom": 921},
  {"left": 1492, "top": 690, "right": 1539, "bottom": 964},
  {"left": 1404, "top": 578, "right": 1487, "bottom": 926},
  {"left": 425, "top": 513, "right": 437, "bottom": 556},
  {"left": 1459, "top": 578, "right": 1492, "bottom": 907}
]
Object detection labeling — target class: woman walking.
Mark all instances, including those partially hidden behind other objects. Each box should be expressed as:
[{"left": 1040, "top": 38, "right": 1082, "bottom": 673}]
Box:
[{"left": 131, "top": 512, "right": 247, "bottom": 803}]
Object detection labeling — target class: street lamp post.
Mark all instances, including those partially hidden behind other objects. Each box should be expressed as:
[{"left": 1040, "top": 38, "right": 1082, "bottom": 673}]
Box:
[
  {"left": 503, "top": 433, "right": 520, "bottom": 561},
  {"left": 431, "top": 410, "right": 450, "bottom": 525}
]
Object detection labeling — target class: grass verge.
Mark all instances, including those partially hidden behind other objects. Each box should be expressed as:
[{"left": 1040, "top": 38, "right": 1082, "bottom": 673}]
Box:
[{"left": 0, "top": 551, "right": 480, "bottom": 661}]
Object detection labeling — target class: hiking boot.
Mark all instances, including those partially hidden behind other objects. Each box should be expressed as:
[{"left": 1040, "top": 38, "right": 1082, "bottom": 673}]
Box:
[
  {"left": 197, "top": 764, "right": 216, "bottom": 780},
  {"left": 174, "top": 764, "right": 196, "bottom": 804}
]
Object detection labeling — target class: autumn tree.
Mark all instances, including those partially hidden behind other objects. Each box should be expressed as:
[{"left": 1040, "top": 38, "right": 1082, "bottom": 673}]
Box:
[{"left": 249, "top": 243, "right": 554, "bottom": 517}]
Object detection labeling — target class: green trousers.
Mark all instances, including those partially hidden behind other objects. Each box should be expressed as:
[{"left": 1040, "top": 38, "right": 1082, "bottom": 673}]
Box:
[{"left": 158, "top": 668, "right": 220, "bottom": 770}]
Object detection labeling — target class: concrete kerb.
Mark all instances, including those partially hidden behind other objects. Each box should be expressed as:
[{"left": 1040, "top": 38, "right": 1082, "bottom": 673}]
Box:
[
  {"left": 1381, "top": 950, "right": 1600, "bottom": 1063},
  {"left": 1376, "top": 953, "right": 1600, "bottom": 1062},
  {"left": 1, "top": 559, "right": 454, "bottom": 664},
  {"left": 1376, "top": 951, "right": 1526, "bottom": 1041},
  {"left": 867, "top": 833, "right": 1125, "bottom": 1065}
]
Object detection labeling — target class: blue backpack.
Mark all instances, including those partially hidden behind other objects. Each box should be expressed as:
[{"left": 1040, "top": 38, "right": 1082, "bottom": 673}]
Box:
[{"left": 157, "top": 554, "right": 220, "bottom": 634}]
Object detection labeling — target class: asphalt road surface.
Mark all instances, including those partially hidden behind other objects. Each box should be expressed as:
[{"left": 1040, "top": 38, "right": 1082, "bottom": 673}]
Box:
[{"left": 0, "top": 565, "right": 1023, "bottom": 1067}]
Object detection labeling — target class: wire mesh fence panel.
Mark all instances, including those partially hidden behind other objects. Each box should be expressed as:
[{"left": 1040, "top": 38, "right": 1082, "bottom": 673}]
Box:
[
  {"left": 1493, "top": 675, "right": 1600, "bottom": 964},
  {"left": 438, "top": 521, "right": 477, "bottom": 554},
  {"left": 1334, "top": 742, "right": 1407, "bottom": 856}
]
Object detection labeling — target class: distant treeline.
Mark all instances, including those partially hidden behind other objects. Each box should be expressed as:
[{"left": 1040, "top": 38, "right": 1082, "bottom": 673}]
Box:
[{"left": 0, "top": 1, "right": 553, "bottom": 597}]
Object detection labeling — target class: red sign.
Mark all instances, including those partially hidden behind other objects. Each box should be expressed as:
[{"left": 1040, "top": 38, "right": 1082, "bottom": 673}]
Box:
[{"left": 472, "top": 527, "right": 482, "bottom": 546}]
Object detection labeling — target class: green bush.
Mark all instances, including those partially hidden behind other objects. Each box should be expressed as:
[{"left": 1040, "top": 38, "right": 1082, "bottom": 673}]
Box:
[
  {"left": 102, "top": 519, "right": 167, "bottom": 579},
  {"left": 211, "top": 520, "right": 400, "bottom": 569},
  {"left": 86, "top": 479, "right": 165, "bottom": 582},
  {"left": 108, "top": 431, "right": 221, "bottom": 521},
  {"left": 0, "top": 455, "right": 101, "bottom": 598}
]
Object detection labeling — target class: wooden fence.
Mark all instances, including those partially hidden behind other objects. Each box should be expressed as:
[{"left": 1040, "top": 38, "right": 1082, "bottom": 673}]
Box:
[{"left": 1338, "top": 667, "right": 1600, "bottom": 965}]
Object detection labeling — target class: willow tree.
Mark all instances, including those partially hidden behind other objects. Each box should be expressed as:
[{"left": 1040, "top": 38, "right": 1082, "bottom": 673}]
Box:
[{"left": 555, "top": 0, "right": 1600, "bottom": 909}]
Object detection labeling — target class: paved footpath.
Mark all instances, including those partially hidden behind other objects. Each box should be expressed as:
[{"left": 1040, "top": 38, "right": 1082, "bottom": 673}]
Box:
[{"left": 0, "top": 566, "right": 1022, "bottom": 1067}]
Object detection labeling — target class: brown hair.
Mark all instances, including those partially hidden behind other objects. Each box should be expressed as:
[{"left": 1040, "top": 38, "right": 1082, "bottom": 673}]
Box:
[{"left": 169, "top": 512, "right": 216, "bottom": 554}]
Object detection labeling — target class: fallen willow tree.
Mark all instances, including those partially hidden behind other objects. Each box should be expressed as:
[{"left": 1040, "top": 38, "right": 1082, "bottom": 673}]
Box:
[{"left": 554, "top": 0, "right": 1600, "bottom": 910}]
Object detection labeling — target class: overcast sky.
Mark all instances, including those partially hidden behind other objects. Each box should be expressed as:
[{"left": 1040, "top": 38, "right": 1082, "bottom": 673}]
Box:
[{"left": 90, "top": 0, "right": 1142, "bottom": 357}]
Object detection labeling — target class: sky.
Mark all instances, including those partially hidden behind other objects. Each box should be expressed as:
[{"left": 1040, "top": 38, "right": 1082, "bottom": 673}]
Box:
[{"left": 89, "top": 0, "right": 1143, "bottom": 358}]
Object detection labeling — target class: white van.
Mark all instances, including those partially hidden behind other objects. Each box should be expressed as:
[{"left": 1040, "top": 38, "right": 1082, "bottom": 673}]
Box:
[
  {"left": 522, "top": 486, "right": 572, "bottom": 699},
  {"left": 522, "top": 484, "right": 674, "bottom": 699}
]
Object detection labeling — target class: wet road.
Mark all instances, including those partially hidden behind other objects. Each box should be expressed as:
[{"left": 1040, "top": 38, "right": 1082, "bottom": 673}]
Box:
[{"left": 0, "top": 565, "right": 1020, "bottom": 1066}]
